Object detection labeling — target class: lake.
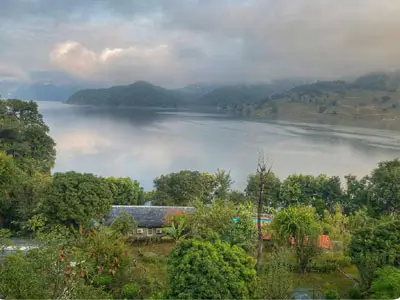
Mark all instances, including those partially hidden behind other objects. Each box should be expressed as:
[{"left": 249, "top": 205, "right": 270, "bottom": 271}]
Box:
[{"left": 38, "top": 101, "right": 400, "bottom": 190}]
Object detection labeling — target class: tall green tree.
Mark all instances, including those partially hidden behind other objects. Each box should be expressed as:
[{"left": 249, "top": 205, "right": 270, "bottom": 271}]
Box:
[
  {"left": 105, "top": 177, "right": 145, "bottom": 205},
  {"left": 40, "top": 172, "right": 113, "bottom": 228},
  {"left": 214, "top": 169, "right": 233, "bottom": 199},
  {"left": 0, "top": 151, "right": 49, "bottom": 231},
  {"left": 368, "top": 159, "right": 400, "bottom": 214},
  {"left": 166, "top": 239, "right": 257, "bottom": 299},
  {"left": 272, "top": 205, "right": 322, "bottom": 273},
  {"left": 342, "top": 175, "right": 370, "bottom": 214},
  {"left": 152, "top": 170, "right": 217, "bottom": 206},
  {"left": 0, "top": 99, "right": 56, "bottom": 173},
  {"left": 245, "top": 171, "right": 281, "bottom": 208},
  {"left": 280, "top": 174, "right": 342, "bottom": 214},
  {"left": 349, "top": 218, "right": 400, "bottom": 291},
  {"left": 190, "top": 200, "right": 257, "bottom": 252}
]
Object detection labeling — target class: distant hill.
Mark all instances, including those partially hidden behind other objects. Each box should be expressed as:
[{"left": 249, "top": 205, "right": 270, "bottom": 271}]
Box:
[
  {"left": 67, "top": 81, "right": 183, "bottom": 107},
  {"left": 13, "top": 83, "right": 82, "bottom": 101},
  {"left": 197, "top": 83, "right": 292, "bottom": 107},
  {"left": 172, "top": 83, "right": 223, "bottom": 101},
  {"left": 226, "top": 71, "right": 400, "bottom": 130},
  {"left": 66, "top": 81, "right": 295, "bottom": 108},
  {"left": 0, "top": 82, "right": 82, "bottom": 102}
]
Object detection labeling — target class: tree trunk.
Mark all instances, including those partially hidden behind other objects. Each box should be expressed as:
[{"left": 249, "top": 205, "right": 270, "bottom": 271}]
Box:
[{"left": 256, "top": 170, "right": 264, "bottom": 273}]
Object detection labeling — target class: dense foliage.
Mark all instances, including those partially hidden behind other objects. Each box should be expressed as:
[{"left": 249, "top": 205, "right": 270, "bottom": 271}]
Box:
[
  {"left": 272, "top": 206, "right": 322, "bottom": 273},
  {"left": 152, "top": 170, "right": 218, "bottom": 205},
  {"left": 39, "top": 172, "right": 113, "bottom": 228},
  {"left": 166, "top": 239, "right": 257, "bottom": 299},
  {"left": 105, "top": 177, "right": 145, "bottom": 205},
  {"left": 0, "top": 99, "right": 55, "bottom": 173},
  {"left": 349, "top": 218, "right": 400, "bottom": 291}
]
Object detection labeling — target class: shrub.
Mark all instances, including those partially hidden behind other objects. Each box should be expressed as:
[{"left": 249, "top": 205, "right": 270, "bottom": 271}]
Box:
[
  {"left": 348, "top": 287, "right": 363, "bottom": 299},
  {"left": 325, "top": 289, "right": 340, "bottom": 299},
  {"left": 121, "top": 283, "right": 140, "bottom": 299},
  {"left": 93, "top": 275, "right": 114, "bottom": 287}
]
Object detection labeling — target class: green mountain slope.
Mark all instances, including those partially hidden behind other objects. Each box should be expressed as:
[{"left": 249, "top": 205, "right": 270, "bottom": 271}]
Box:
[
  {"left": 67, "top": 81, "right": 182, "bottom": 107},
  {"left": 227, "top": 72, "right": 400, "bottom": 130}
]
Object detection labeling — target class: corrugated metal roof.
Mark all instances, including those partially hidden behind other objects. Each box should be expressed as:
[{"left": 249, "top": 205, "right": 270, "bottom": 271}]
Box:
[{"left": 106, "top": 205, "right": 195, "bottom": 228}]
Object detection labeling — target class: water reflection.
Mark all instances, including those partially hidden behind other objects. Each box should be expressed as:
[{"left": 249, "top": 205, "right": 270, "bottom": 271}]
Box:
[{"left": 38, "top": 102, "right": 400, "bottom": 190}]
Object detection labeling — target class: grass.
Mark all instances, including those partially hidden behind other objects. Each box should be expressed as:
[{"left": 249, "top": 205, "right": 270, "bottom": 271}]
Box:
[{"left": 293, "top": 270, "right": 356, "bottom": 298}]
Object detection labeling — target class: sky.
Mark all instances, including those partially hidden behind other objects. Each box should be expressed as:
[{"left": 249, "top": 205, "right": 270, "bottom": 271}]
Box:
[{"left": 2, "top": 0, "right": 400, "bottom": 87}]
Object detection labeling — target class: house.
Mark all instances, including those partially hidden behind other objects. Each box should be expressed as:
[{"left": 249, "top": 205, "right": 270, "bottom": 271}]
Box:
[{"left": 105, "top": 205, "right": 195, "bottom": 237}]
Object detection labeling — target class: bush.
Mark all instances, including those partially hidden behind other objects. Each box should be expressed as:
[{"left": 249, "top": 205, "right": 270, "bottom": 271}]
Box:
[
  {"left": 325, "top": 289, "right": 340, "bottom": 299},
  {"left": 121, "top": 283, "right": 140, "bottom": 298},
  {"left": 257, "top": 251, "right": 293, "bottom": 299},
  {"left": 348, "top": 287, "right": 363, "bottom": 299},
  {"left": 93, "top": 275, "right": 114, "bottom": 287}
]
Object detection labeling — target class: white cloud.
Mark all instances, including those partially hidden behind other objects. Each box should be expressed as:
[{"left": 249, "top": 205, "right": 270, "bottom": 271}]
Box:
[{"left": 50, "top": 41, "right": 174, "bottom": 84}]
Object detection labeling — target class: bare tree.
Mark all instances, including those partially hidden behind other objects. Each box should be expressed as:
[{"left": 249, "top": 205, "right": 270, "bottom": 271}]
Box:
[{"left": 256, "top": 153, "right": 272, "bottom": 273}]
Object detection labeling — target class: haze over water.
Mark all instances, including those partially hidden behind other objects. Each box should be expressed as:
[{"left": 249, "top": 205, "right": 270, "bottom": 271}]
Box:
[{"left": 38, "top": 101, "right": 400, "bottom": 190}]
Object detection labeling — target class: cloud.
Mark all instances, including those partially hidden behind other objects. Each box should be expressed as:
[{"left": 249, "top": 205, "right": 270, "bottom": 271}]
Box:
[
  {"left": 2, "top": 0, "right": 400, "bottom": 86},
  {"left": 50, "top": 41, "right": 177, "bottom": 84}
]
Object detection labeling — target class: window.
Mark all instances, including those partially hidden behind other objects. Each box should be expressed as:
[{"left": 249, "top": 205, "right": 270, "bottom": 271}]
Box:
[
  {"left": 147, "top": 228, "right": 153, "bottom": 236},
  {"left": 136, "top": 228, "right": 144, "bottom": 234},
  {"left": 156, "top": 228, "right": 163, "bottom": 234}
]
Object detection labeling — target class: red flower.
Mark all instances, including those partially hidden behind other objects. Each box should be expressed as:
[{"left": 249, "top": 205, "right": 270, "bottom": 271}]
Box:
[
  {"left": 121, "top": 252, "right": 126, "bottom": 257},
  {"left": 89, "top": 249, "right": 94, "bottom": 255}
]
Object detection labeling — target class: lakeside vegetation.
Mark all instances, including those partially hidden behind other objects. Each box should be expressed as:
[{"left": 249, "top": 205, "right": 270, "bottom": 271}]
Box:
[
  {"left": 1, "top": 99, "right": 400, "bottom": 299},
  {"left": 66, "top": 72, "right": 400, "bottom": 130}
]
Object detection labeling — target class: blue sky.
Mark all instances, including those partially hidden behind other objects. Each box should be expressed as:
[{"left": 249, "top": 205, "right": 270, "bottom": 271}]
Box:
[{"left": 1, "top": 0, "right": 400, "bottom": 87}]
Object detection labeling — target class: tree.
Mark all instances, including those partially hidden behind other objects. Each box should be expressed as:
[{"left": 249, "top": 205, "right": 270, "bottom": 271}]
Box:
[
  {"left": 163, "top": 213, "right": 190, "bottom": 242},
  {"left": 272, "top": 205, "right": 322, "bottom": 273},
  {"left": 279, "top": 174, "right": 342, "bottom": 214},
  {"left": 245, "top": 171, "right": 280, "bottom": 208},
  {"left": 40, "top": 172, "right": 113, "bottom": 228},
  {"left": 105, "top": 177, "right": 145, "bottom": 205},
  {"left": 190, "top": 200, "right": 257, "bottom": 252},
  {"left": 349, "top": 218, "right": 400, "bottom": 291},
  {"left": 0, "top": 99, "right": 56, "bottom": 174},
  {"left": 0, "top": 151, "right": 49, "bottom": 231},
  {"left": 152, "top": 170, "right": 217, "bottom": 206},
  {"left": 110, "top": 211, "right": 138, "bottom": 236},
  {"left": 368, "top": 159, "right": 400, "bottom": 214},
  {"left": 321, "top": 204, "right": 351, "bottom": 251},
  {"left": 343, "top": 175, "right": 370, "bottom": 214},
  {"left": 214, "top": 169, "right": 233, "bottom": 199},
  {"left": 166, "top": 239, "right": 257, "bottom": 299},
  {"left": 371, "top": 267, "right": 400, "bottom": 299},
  {"left": 227, "top": 190, "right": 248, "bottom": 205}
]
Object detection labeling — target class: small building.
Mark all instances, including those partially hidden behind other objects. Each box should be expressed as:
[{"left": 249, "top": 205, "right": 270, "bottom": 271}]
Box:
[{"left": 105, "top": 205, "right": 195, "bottom": 237}]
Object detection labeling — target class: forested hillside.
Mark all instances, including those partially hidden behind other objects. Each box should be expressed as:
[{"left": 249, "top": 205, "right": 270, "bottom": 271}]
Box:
[
  {"left": 65, "top": 72, "right": 400, "bottom": 130},
  {"left": 226, "top": 72, "right": 400, "bottom": 129},
  {"left": 67, "top": 81, "right": 183, "bottom": 107}
]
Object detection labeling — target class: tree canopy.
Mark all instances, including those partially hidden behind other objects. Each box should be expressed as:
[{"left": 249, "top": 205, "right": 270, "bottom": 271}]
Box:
[
  {"left": 166, "top": 239, "right": 257, "bottom": 299},
  {"left": 40, "top": 172, "right": 113, "bottom": 228},
  {"left": 152, "top": 170, "right": 217, "bottom": 205},
  {"left": 0, "top": 99, "right": 56, "bottom": 173}
]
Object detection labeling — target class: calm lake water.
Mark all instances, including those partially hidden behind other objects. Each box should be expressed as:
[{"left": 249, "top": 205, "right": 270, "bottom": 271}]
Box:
[{"left": 38, "top": 101, "right": 400, "bottom": 190}]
